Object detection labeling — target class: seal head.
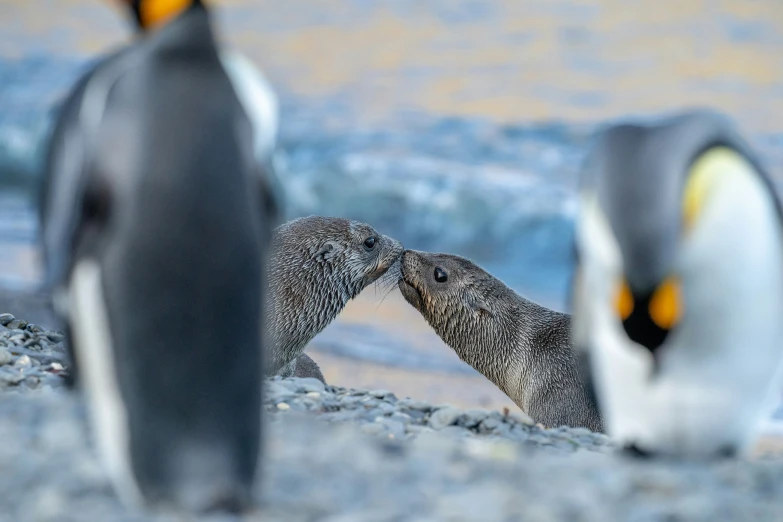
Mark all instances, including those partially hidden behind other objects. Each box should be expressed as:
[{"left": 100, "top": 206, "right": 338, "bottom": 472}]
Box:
[
  {"left": 266, "top": 216, "right": 403, "bottom": 375},
  {"left": 399, "top": 250, "right": 602, "bottom": 432}
]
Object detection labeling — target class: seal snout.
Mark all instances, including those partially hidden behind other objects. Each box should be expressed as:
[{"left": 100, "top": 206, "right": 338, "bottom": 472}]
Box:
[{"left": 398, "top": 250, "right": 426, "bottom": 311}]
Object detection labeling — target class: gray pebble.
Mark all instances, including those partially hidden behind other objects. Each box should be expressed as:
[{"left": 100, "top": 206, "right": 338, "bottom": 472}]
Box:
[
  {"left": 15, "top": 355, "right": 32, "bottom": 368},
  {"left": 379, "top": 419, "right": 406, "bottom": 439},
  {"left": 7, "top": 320, "right": 27, "bottom": 330},
  {"left": 376, "top": 402, "right": 396, "bottom": 416},
  {"left": 398, "top": 398, "right": 433, "bottom": 411},
  {"left": 569, "top": 427, "right": 594, "bottom": 437},
  {"left": 0, "top": 367, "right": 25, "bottom": 386},
  {"left": 266, "top": 380, "right": 296, "bottom": 400},
  {"left": 479, "top": 417, "right": 503, "bottom": 433},
  {"left": 297, "top": 378, "right": 326, "bottom": 393},
  {"left": 0, "top": 348, "right": 11, "bottom": 366},
  {"left": 368, "top": 389, "right": 392, "bottom": 399},
  {"left": 0, "top": 313, "right": 14, "bottom": 327},
  {"left": 25, "top": 324, "right": 44, "bottom": 334},
  {"left": 46, "top": 332, "right": 66, "bottom": 344},
  {"left": 389, "top": 412, "right": 412, "bottom": 424},
  {"left": 428, "top": 406, "right": 461, "bottom": 430},
  {"left": 438, "top": 426, "right": 472, "bottom": 439}
]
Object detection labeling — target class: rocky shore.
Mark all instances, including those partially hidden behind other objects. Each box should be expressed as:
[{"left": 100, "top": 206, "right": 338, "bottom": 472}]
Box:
[{"left": 3, "top": 314, "right": 783, "bottom": 522}]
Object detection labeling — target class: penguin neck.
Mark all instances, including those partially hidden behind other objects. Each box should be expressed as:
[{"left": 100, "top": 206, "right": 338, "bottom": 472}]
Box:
[{"left": 128, "top": 0, "right": 204, "bottom": 33}]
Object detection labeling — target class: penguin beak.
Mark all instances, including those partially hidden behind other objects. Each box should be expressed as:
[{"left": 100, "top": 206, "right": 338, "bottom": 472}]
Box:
[
  {"left": 613, "top": 275, "right": 683, "bottom": 353},
  {"left": 123, "top": 0, "right": 198, "bottom": 31}
]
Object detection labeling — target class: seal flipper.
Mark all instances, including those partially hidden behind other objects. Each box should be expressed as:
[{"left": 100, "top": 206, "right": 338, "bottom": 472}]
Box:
[{"left": 292, "top": 353, "right": 327, "bottom": 385}]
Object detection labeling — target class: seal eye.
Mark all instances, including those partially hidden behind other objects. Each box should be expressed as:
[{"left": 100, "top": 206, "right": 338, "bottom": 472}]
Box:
[
  {"left": 434, "top": 267, "right": 448, "bottom": 283},
  {"left": 363, "top": 236, "right": 376, "bottom": 250}
]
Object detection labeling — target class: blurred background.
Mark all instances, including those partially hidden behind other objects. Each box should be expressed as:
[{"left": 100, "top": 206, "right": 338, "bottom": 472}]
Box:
[{"left": 2, "top": 0, "right": 783, "bottom": 420}]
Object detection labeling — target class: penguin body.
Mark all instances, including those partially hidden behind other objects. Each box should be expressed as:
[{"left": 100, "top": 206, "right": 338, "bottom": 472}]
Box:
[
  {"left": 39, "top": 1, "right": 278, "bottom": 512},
  {"left": 573, "top": 110, "right": 783, "bottom": 457}
]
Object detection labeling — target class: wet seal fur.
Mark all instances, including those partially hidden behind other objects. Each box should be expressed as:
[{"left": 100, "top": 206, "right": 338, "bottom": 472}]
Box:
[
  {"left": 398, "top": 250, "right": 603, "bottom": 432},
  {"left": 266, "top": 216, "right": 403, "bottom": 378},
  {"left": 291, "top": 353, "right": 326, "bottom": 384}
]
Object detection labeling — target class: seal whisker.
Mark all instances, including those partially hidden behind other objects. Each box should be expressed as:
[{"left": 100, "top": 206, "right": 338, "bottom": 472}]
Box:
[{"left": 375, "top": 284, "right": 398, "bottom": 311}]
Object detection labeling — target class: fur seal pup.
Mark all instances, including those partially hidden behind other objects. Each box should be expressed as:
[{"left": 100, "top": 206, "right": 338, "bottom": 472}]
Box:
[
  {"left": 39, "top": 0, "right": 278, "bottom": 512},
  {"left": 266, "top": 216, "right": 403, "bottom": 377},
  {"left": 573, "top": 110, "right": 783, "bottom": 458},
  {"left": 398, "top": 250, "right": 602, "bottom": 432}
]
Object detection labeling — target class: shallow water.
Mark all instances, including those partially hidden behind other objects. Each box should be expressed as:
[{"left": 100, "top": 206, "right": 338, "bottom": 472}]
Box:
[{"left": 2, "top": 0, "right": 783, "bottom": 421}]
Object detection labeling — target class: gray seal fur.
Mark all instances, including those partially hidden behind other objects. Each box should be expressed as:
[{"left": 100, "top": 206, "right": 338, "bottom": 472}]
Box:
[
  {"left": 288, "top": 353, "right": 326, "bottom": 384},
  {"left": 266, "top": 216, "right": 403, "bottom": 377},
  {"left": 398, "top": 250, "right": 603, "bottom": 432}
]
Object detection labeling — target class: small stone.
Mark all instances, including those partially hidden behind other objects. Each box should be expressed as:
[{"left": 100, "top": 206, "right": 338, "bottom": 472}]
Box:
[
  {"left": 439, "top": 426, "right": 472, "bottom": 439},
  {"left": 0, "top": 348, "right": 11, "bottom": 366},
  {"left": 305, "top": 391, "right": 321, "bottom": 399},
  {"left": 398, "top": 398, "right": 433, "bottom": 411},
  {"left": 0, "top": 313, "right": 14, "bottom": 326},
  {"left": 428, "top": 406, "right": 461, "bottom": 430},
  {"left": 379, "top": 419, "right": 406, "bottom": 439},
  {"left": 389, "top": 411, "right": 411, "bottom": 423},
  {"left": 15, "top": 355, "right": 32, "bottom": 367},
  {"left": 46, "top": 331, "right": 66, "bottom": 343},
  {"left": 26, "top": 323, "right": 43, "bottom": 333},
  {"left": 569, "top": 427, "right": 593, "bottom": 436},
  {"left": 405, "top": 425, "right": 433, "bottom": 436},
  {"left": 276, "top": 402, "right": 291, "bottom": 411},
  {"left": 368, "top": 389, "right": 391, "bottom": 399},
  {"left": 376, "top": 402, "right": 396, "bottom": 415},
  {"left": 0, "top": 367, "right": 25, "bottom": 385},
  {"left": 297, "top": 377, "right": 326, "bottom": 393},
  {"left": 479, "top": 417, "right": 502, "bottom": 432},
  {"left": 506, "top": 411, "right": 535, "bottom": 426},
  {"left": 460, "top": 409, "right": 489, "bottom": 428},
  {"left": 529, "top": 433, "right": 553, "bottom": 445},
  {"left": 266, "top": 380, "right": 296, "bottom": 399},
  {"left": 7, "top": 319, "right": 26, "bottom": 330}
]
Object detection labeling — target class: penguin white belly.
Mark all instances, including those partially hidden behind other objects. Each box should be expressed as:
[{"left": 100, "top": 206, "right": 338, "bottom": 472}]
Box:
[
  {"left": 582, "top": 167, "right": 783, "bottom": 456},
  {"left": 68, "top": 260, "right": 144, "bottom": 507}
]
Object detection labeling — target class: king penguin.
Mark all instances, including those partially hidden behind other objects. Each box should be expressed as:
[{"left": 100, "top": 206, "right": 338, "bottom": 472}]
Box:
[
  {"left": 39, "top": 0, "right": 280, "bottom": 512},
  {"left": 571, "top": 109, "right": 783, "bottom": 458}
]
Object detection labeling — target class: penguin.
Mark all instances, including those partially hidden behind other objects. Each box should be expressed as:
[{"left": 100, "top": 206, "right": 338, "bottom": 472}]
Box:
[
  {"left": 38, "top": 0, "right": 279, "bottom": 512},
  {"left": 571, "top": 109, "right": 783, "bottom": 458}
]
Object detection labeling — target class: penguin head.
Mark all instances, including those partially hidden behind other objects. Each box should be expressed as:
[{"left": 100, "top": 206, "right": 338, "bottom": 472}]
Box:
[
  {"left": 116, "top": 0, "right": 203, "bottom": 32},
  {"left": 575, "top": 110, "right": 768, "bottom": 358}
]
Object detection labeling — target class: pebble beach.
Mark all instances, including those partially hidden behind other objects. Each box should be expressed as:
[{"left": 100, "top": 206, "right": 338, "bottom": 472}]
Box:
[{"left": 2, "top": 314, "right": 783, "bottom": 522}]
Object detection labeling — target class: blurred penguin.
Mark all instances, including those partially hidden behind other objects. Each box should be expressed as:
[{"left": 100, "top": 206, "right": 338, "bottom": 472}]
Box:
[
  {"left": 572, "top": 110, "right": 783, "bottom": 458},
  {"left": 39, "top": 0, "right": 279, "bottom": 512}
]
